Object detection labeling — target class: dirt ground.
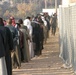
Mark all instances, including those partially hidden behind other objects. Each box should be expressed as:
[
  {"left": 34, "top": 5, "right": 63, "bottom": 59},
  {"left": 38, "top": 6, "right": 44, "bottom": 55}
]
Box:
[{"left": 13, "top": 28, "right": 74, "bottom": 75}]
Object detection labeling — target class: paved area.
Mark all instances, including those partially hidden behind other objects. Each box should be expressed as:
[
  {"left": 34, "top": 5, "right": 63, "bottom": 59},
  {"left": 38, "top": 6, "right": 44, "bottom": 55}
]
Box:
[{"left": 13, "top": 29, "right": 74, "bottom": 75}]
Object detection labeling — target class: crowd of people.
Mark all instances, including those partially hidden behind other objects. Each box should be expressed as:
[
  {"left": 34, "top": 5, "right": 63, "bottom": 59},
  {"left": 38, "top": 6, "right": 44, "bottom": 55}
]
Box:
[{"left": 0, "top": 12, "right": 57, "bottom": 75}]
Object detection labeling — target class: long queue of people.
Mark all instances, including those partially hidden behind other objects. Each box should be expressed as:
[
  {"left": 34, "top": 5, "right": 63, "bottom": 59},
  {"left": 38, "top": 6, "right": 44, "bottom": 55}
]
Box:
[{"left": 0, "top": 13, "right": 51, "bottom": 75}]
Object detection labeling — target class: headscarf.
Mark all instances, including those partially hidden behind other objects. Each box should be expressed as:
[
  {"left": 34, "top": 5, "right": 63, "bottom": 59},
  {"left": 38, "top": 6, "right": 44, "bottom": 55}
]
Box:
[{"left": 10, "top": 16, "right": 16, "bottom": 26}]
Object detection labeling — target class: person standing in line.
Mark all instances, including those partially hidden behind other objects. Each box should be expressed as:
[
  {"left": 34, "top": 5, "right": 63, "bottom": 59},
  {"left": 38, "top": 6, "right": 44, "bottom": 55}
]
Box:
[
  {"left": 18, "top": 19, "right": 30, "bottom": 62},
  {"left": 15, "top": 23, "right": 24, "bottom": 62},
  {"left": 0, "top": 17, "right": 14, "bottom": 75},
  {"left": 4, "top": 26, "right": 14, "bottom": 75},
  {"left": 24, "top": 16, "right": 34, "bottom": 58},
  {"left": 0, "top": 18, "right": 7, "bottom": 75},
  {"left": 51, "top": 13, "right": 57, "bottom": 36},
  {"left": 6, "top": 19, "right": 21, "bottom": 69},
  {"left": 41, "top": 15, "right": 48, "bottom": 44},
  {"left": 31, "top": 16, "right": 41, "bottom": 56},
  {"left": 38, "top": 16, "right": 44, "bottom": 54}
]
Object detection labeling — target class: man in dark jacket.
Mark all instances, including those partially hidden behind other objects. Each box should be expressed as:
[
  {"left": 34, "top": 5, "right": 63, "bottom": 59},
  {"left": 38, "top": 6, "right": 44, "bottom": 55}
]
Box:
[
  {"left": 0, "top": 17, "right": 13, "bottom": 75},
  {"left": 31, "top": 17, "right": 41, "bottom": 56}
]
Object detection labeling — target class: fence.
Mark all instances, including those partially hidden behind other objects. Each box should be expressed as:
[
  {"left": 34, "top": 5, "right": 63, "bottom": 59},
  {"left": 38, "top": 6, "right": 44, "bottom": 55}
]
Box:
[{"left": 58, "top": 4, "right": 76, "bottom": 73}]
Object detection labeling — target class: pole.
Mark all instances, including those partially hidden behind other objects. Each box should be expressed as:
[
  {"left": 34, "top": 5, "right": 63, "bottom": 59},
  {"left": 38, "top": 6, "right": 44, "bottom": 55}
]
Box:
[
  {"left": 55, "top": 0, "right": 57, "bottom": 13},
  {"left": 45, "top": 0, "right": 47, "bottom": 8}
]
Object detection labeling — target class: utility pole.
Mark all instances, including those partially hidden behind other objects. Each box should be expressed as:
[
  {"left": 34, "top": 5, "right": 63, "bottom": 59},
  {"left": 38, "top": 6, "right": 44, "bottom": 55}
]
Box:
[
  {"left": 45, "top": 0, "right": 47, "bottom": 8},
  {"left": 50, "top": 0, "right": 52, "bottom": 8},
  {"left": 55, "top": 0, "right": 57, "bottom": 13}
]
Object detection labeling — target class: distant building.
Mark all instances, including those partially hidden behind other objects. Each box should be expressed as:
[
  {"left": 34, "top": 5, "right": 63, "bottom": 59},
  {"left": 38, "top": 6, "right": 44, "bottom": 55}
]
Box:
[
  {"left": 62, "top": 0, "right": 76, "bottom": 5},
  {"left": 42, "top": 9, "right": 56, "bottom": 16}
]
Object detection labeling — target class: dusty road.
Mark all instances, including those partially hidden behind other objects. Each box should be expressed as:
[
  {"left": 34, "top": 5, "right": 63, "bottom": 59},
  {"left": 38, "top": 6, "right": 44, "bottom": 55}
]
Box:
[{"left": 13, "top": 29, "right": 74, "bottom": 75}]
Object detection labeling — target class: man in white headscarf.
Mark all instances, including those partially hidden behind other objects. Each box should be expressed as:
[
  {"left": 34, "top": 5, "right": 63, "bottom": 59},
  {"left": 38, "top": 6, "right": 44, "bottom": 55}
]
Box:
[
  {"left": 24, "top": 16, "right": 34, "bottom": 58},
  {"left": 41, "top": 16, "right": 48, "bottom": 44}
]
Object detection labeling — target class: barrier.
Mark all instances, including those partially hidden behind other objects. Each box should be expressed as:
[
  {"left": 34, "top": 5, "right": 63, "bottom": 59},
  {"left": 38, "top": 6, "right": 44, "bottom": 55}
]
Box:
[{"left": 59, "top": 4, "right": 76, "bottom": 73}]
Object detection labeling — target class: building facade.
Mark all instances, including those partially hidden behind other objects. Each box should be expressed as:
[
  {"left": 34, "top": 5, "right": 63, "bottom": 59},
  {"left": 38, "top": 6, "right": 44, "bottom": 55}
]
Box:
[{"left": 62, "top": 0, "right": 76, "bottom": 5}]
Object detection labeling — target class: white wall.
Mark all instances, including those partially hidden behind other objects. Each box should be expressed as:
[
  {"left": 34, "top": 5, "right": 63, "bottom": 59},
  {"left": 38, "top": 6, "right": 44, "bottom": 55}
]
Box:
[
  {"left": 62, "top": 0, "right": 70, "bottom": 5},
  {"left": 42, "top": 9, "right": 55, "bottom": 16}
]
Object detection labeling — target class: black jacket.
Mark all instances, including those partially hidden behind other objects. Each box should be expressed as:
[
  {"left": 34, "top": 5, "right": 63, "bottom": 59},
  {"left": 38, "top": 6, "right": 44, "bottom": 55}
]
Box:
[
  {"left": 0, "top": 29, "right": 6, "bottom": 57},
  {"left": 0, "top": 26, "right": 13, "bottom": 57}
]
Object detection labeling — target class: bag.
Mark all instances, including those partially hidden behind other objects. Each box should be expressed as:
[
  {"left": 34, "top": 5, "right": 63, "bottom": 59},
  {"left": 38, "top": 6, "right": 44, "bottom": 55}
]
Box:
[
  {"left": 11, "top": 30, "right": 15, "bottom": 39},
  {"left": 10, "top": 29, "right": 17, "bottom": 47}
]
